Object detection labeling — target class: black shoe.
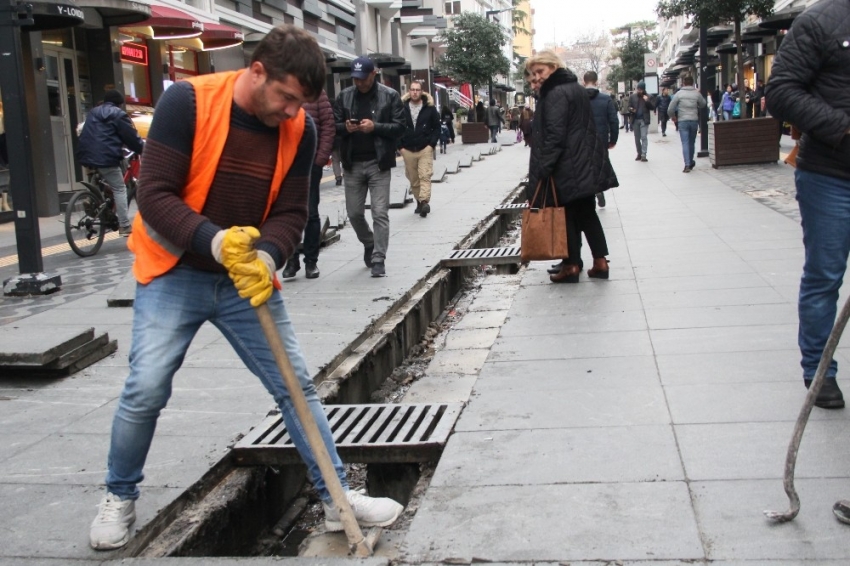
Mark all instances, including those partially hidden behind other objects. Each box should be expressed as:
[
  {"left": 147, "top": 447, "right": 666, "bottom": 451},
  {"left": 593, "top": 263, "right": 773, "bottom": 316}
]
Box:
[
  {"left": 635, "top": 155, "right": 641, "bottom": 161},
  {"left": 683, "top": 166, "right": 691, "bottom": 173},
  {"left": 805, "top": 378, "right": 845, "bottom": 409},
  {"left": 364, "top": 245, "right": 374, "bottom": 268},
  {"left": 335, "top": 177, "right": 343, "bottom": 186},
  {"left": 690, "top": 161, "right": 696, "bottom": 169},
  {"left": 596, "top": 192, "right": 606, "bottom": 208},
  {"left": 641, "top": 156, "right": 648, "bottom": 162},
  {"left": 282, "top": 258, "right": 300, "bottom": 279},
  {"left": 371, "top": 262, "right": 385, "bottom": 277},
  {"left": 420, "top": 202, "right": 430, "bottom": 218},
  {"left": 305, "top": 263, "right": 319, "bottom": 279},
  {"left": 414, "top": 201, "right": 422, "bottom": 214},
  {"left": 547, "top": 260, "right": 564, "bottom": 275},
  {"left": 662, "top": 132, "right": 667, "bottom": 137},
  {"left": 834, "top": 500, "right": 850, "bottom": 525}
]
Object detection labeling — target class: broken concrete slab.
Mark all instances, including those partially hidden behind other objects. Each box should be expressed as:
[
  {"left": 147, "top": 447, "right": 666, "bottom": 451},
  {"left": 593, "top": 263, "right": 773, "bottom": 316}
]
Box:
[{"left": 0, "top": 327, "right": 94, "bottom": 366}]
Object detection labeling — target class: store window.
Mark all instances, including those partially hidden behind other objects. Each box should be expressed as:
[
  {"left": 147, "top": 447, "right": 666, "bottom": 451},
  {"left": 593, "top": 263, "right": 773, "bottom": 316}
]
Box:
[
  {"left": 163, "top": 45, "right": 198, "bottom": 90},
  {"left": 444, "top": 1, "right": 460, "bottom": 15},
  {"left": 120, "top": 41, "right": 152, "bottom": 105}
]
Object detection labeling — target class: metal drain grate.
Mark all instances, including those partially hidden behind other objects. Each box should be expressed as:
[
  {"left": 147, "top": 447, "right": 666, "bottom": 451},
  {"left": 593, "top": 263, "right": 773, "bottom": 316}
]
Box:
[
  {"left": 495, "top": 203, "right": 529, "bottom": 214},
  {"left": 440, "top": 246, "right": 521, "bottom": 267},
  {"left": 232, "top": 403, "right": 462, "bottom": 465}
]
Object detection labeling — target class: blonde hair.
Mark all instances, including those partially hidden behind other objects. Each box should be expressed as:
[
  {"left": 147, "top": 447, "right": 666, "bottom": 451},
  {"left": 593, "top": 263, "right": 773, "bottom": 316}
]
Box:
[{"left": 526, "top": 50, "right": 565, "bottom": 71}]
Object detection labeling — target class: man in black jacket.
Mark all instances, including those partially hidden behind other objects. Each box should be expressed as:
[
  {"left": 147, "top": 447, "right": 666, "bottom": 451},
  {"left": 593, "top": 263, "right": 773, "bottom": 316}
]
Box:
[
  {"left": 76, "top": 90, "right": 144, "bottom": 236},
  {"left": 584, "top": 71, "right": 618, "bottom": 208},
  {"left": 628, "top": 81, "right": 655, "bottom": 161},
  {"left": 333, "top": 57, "right": 405, "bottom": 277},
  {"left": 399, "top": 82, "right": 440, "bottom": 218},
  {"left": 656, "top": 87, "right": 672, "bottom": 136},
  {"left": 766, "top": 0, "right": 850, "bottom": 419}
]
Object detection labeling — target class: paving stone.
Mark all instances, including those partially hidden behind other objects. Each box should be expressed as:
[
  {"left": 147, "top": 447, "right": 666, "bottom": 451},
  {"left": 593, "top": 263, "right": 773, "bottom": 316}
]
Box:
[
  {"left": 402, "top": 483, "right": 703, "bottom": 562},
  {"left": 645, "top": 303, "right": 798, "bottom": 330},
  {"left": 457, "top": 384, "right": 669, "bottom": 431},
  {"left": 489, "top": 330, "right": 654, "bottom": 361},
  {"left": 432, "top": 426, "right": 684, "bottom": 487},
  {"left": 450, "top": 309, "right": 508, "bottom": 330},
  {"left": 692, "top": 479, "right": 850, "bottom": 561},
  {"left": 0, "top": 326, "right": 94, "bottom": 366},
  {"left": 656, "top": 349, "right": 802, "bottom": 386},
  {"left": 403, "top": 373, "right": 478, "bottom": 404},
  {"left": 442, "top": 327, "right": 500, "bottom": 350},
  {"left": 427, "top": 348, "right": 490, "bottom": 375},
  {"left": 651, "top": 323, "right": 798, "bottom": 355}
]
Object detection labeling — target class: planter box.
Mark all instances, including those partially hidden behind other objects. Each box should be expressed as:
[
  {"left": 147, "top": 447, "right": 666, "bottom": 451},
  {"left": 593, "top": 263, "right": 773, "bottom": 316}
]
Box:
[
  {"left": 709, "top": 117, "right": 781, "bottom": 168},
  {"left": 461, "top": 122, "right": 490, "bottom": 144}
]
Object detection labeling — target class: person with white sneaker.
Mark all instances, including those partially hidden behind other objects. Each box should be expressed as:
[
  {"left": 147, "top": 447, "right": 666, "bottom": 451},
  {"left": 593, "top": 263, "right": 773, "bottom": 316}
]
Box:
[{"left": 89, "top": 26, "right": 403, "bottom": 551}]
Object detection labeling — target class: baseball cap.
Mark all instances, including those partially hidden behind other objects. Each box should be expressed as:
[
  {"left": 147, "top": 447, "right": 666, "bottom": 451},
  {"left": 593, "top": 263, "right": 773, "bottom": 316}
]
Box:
[{"left": 351, "top": 56, "right": 375, "bottom": 79}]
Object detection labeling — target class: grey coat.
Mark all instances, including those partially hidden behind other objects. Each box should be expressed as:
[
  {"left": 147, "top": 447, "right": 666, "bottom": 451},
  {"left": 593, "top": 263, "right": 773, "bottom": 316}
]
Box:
[{"left": 668, "top": 86, "right": 707, "bottom": 122}]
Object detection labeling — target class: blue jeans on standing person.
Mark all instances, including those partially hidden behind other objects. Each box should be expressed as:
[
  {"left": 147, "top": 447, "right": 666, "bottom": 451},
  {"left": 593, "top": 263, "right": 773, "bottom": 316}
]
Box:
[
  {"left": 678, "top": 120, "right": 699, "bottom": 167},
  {"left": 105, "top": 265, "right": 348, "bottom": 502},
  {"left": 795, "top": 169, "right": 850, "bottom": 381}
]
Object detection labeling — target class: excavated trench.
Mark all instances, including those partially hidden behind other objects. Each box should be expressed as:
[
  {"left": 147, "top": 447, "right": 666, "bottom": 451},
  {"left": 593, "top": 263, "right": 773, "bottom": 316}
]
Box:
[{"left": 120, "top": 183, "right": 525, "bottom": 560}]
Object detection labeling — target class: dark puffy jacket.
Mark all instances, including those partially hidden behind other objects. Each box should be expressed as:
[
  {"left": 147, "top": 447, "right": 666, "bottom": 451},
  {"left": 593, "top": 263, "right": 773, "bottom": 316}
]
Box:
[
  {"left": 766, "top": 0, "right": 850, "bottom": 181},
  {"left": 586, "top": 87, "right": 619, "bottom": 146},
  {"left": 302, "top": 90, "right": 335, "bottom": 166},
  {"left": 656, "top": 94, "right": 672, "bottom": 115},
  {"left": 333, "top": 82, "right": 405, "bottom": 171},
  {"left": 526, "top": 68, "right": 618, "bottom": 205},
  {"left": 76, "top": 102, "right": 144, "bottom": 168},
  {"left": 400, "top": 92, "right": 441, "bottom": 151},
  {"left": 628, "top": 92, "right": 656, "bottom": 125}
]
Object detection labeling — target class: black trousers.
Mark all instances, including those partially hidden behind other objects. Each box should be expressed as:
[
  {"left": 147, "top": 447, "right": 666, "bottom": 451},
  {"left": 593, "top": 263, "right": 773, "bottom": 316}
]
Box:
[
  {"left": 565, "top": 195, "right": 608, "bottom": 265},
  {"left": 298, "top": 163, "right": 323, "bottom": 265}
]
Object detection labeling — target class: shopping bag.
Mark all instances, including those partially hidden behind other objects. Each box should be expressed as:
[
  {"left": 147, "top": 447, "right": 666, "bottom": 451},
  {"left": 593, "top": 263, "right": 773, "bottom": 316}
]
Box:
[
  {"left": 521, "top": 178, "right": 569, "bottom": 262},
  {"left": 732, "top": 99, "right": 741, "bottom": 118}
]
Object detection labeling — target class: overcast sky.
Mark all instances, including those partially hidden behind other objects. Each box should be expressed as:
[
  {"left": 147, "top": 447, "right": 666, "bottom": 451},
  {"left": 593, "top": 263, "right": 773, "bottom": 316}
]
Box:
[{"left": 531, "top": 0, "right": 661, "bottom": 49}]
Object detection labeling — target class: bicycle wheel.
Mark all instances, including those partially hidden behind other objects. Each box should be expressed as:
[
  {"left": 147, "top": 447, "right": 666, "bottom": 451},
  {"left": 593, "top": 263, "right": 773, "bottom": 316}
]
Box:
[{"left": 65, "top": 189, "right": 106, "bottom": 257}]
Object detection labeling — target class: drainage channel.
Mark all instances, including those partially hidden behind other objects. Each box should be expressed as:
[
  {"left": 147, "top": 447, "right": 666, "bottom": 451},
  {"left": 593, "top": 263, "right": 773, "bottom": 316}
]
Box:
[{"left": 121, "top": 184, "right": 525, "bottom": 560}]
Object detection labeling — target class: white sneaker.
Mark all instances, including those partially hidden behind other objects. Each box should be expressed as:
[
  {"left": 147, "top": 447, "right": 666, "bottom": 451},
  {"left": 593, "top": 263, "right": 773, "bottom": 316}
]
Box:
[
  {"left": 322, "top": 489, "right": 404, "bottom": 532},
  {"left": 90, "top": 492, "right": 136, "bottom": 550}
]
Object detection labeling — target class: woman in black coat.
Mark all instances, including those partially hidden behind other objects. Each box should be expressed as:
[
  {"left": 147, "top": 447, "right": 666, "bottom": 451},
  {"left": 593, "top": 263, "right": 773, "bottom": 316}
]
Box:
[
  {"left": 440, "top": 105, "right": 455, "bottom": 143},
  {"left": 526, "top": 50, "right": 619, "bottom": 283}
]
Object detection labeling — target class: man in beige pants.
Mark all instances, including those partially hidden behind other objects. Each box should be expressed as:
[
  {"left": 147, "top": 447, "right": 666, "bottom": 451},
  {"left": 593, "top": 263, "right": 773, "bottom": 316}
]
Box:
[{"left": 399, "top": 81, "right": 441, "bottom": 217}]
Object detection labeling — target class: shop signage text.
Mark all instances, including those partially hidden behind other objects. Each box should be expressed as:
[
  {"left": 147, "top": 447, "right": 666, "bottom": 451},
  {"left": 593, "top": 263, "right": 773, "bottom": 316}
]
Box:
[
  {"left": 55, "top": 4, "right": 85, "bottom": 19},
  {"left": 121, "top": 43, "right": 148, "bottom": 66}
]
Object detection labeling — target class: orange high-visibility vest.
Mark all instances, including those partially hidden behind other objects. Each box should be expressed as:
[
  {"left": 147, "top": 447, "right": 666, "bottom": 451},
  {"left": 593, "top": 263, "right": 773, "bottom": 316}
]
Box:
[{"left": 128, "top": 70, "right": 306, "bottom": 284}]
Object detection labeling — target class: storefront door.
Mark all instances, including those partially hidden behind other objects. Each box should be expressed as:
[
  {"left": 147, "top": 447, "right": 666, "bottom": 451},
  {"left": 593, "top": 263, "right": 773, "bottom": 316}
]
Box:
[{"left": 43, "top": 49, "right": 80, "bottom": 192}]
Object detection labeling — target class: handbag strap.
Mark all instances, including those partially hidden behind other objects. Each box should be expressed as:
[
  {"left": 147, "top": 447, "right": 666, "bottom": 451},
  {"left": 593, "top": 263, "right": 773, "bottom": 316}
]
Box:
[{"left": 530, "top": 178, "right": 561, "bottom": 208}]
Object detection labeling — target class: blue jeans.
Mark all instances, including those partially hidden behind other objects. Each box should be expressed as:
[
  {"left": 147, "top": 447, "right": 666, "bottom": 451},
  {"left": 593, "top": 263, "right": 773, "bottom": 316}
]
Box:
[
  {"left": 105, "top": 265, "right": 347, "bottom": 501},
  {"left": 678, "top": 120, "right": 699, "bottom": 167},
  {"left": 795, "top": 170, "right": 850, "bottom": 380},
  {"left": 489, "top": 125, "right": 499, "bottom": 142}
]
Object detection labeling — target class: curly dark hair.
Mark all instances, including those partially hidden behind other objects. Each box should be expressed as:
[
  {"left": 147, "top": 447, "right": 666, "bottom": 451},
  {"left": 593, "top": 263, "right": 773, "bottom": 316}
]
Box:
[{"left": 250, "top": 25, "right": 326, "bottom": 101}]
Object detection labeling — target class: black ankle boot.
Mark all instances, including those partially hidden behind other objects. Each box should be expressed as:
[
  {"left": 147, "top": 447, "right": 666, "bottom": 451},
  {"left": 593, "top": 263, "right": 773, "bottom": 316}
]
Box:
[{"left": 805, "top": 378, "right": 845, "bottom": 409}]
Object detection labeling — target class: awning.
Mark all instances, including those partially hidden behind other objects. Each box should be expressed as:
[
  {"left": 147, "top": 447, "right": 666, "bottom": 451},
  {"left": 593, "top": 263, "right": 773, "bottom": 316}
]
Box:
[
  {"left": 77, "top": 0, "right": 150, "bottom": 26},
  {"left": 22, "top": 0, "right": 86, "bottom": 30},
  {"left": 759, "top": 6, "right": 805, "bottom": 30},
  {"left": 122, "top": 4, "right": 203, "bottom": 39},
  {"left": 715, "top": 42, "right": 738, "bottom": 54},
  {"left": 368, "top": 53, "right": 407, "bottom": 68},
  {"left": 196, "top": 22, "right": 243, "bottom": 50}
]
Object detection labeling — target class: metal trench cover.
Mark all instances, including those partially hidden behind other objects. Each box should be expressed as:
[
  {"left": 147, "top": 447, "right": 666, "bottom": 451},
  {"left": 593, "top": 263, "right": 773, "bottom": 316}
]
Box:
[
  {"left": 441, "top": 245, "right": 521, "bottom": 267},
  {"left": 232, "top": 403, "right": 463, "bottom": 465}
]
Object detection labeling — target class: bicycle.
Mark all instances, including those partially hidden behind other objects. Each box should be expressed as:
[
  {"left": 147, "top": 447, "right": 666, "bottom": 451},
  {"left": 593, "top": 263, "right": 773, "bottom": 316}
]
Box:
[{"left": 64, "top": 150, "right": 140, "bottom": 257}]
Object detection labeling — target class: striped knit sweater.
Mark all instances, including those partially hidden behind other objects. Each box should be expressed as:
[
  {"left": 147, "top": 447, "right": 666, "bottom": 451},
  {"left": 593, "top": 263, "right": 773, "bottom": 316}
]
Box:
[{"left": 136, "top": 80, "right": 316, "bottom": 273}]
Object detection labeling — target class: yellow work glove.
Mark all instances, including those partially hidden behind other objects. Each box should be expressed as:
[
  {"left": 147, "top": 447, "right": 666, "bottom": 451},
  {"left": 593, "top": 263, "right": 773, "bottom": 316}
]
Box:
[{"left": 212, "top": 226, "right": 276, "bottom": 307}]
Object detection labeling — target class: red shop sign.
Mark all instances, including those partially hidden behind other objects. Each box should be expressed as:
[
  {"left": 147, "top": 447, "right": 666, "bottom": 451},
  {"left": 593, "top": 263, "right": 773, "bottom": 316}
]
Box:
[{"left": 120, "top": 42, "right": 148, "bottom": 66}]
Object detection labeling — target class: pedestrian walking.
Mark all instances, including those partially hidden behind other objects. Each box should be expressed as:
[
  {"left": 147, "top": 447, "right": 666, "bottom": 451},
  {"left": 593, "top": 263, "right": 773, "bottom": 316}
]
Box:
[
  {"left": 618, "top": 94, "right": 631, "bottom": 132},
  {"left": 629, "top": 82, "right": 654, "bottom": 161},
  {"left": 667, "top": 75, "right": 706, "bottom": 173},
  {"left": 765, "top": 0, "right": 850, "bottom": 525},
  {"left": 333, "top": 56, "right": 405, "bottom": 278},
  {"left": 520, "top": 107, "right": 534, "bottom": 147},
  {"left": 282, "top": 89, "right": 335, "bottom": 280},
  {"left": 525, "top": 51, "right": 618, "bottom": 284},
  {"left": 766, "top": 0, "right": 850, "bottom": 413},
  {"left": 583, "top": 70, "right": 618, "bottom": 209},
  {"left": 487, "top": 99, "right": 504, "bottom": 142},
  {"left": 76, "top": 89, "right": 145, "bottom": 237},
  {"left": 656, "top": 86, "right": 672, "bottom": 136},
  {"left": 720, "top": 84, "right": 735, "bottom": 120},
  {"left": 440, "top": 104, "right": 455, "bottom": 143},
  {"left": 400, "top": 81, "right": 440, "bottom": 218},
  {"left": 88, "top": 26, "right": 404, "bottom": 552}
]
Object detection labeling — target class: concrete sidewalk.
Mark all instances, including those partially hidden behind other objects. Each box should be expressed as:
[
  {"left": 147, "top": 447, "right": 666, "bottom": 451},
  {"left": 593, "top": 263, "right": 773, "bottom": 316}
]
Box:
[
  {"left": 400, "top": 132, "right": 850, "bottom": 563},
  {"left": 0, "top": 139, "right": 528, "bottom": 563}
]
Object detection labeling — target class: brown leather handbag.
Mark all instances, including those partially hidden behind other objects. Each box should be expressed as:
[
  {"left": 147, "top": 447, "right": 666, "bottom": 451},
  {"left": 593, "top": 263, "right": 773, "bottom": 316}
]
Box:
[{"left": 520, "top": 178, "right": 569, "bottom": 262}]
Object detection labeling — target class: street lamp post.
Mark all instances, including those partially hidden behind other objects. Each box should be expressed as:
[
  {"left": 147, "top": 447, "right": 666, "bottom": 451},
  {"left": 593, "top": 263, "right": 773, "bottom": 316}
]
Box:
[{"left": 485, "top": 7, "right": 513, "bottom": 110}]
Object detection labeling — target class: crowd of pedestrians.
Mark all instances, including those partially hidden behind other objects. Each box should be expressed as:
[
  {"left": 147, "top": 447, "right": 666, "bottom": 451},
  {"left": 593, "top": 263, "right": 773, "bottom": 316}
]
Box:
[{"left": 84, "top": 0, "right": 850, "bottom": 549}]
